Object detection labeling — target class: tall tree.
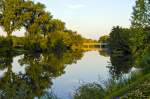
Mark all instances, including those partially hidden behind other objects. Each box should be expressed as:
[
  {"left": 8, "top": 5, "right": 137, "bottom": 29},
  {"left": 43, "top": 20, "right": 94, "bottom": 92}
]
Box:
[
  {"left": 0, "top": 0, "right": 23, "bottom": 37},
  {"left": 21, "top": 1, "right": 48, "bottom": 34},
  {"left": 131, "top": 0, "right": 150, "bottom": 28},
  {"left": 109, "top": 26, "right": 131, "bottom": 54},
  {"left": 50, "top": 19, "right": 65, "bottom": 32}
]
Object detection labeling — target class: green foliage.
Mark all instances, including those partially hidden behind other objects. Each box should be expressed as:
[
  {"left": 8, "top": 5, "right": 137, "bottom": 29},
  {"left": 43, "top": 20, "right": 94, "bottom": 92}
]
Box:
[
  {"left": 50, "top": 19, "right": 65, "bottom": 32},
  {"left": 12, "top": 36, "right": 25, "bottom": 47},
  {"left": 107, "top": 0, "right": 150, "bottom": 96},
  {"left": 0, "top": 0, "right": 84, "bottom": 52},
  {"left": 131, "top": 0, "right": 150, "bottom": 28},
  {"left": 98, "top": 35, "right": 109, "bottom": 43},
  {"left": 0, "top": 36, "right": 13, "bottom": 51},
  {"left": 41, "top": 91, "right": 58, "bottom": 99},
  {"left": 109, "top": 25, "right": 150, "bottom": 68},
  {"left": 121, "top": 76, "right": 150, "bottom": 98},
  {"left": 73, "top": 72, "right": 150, "bottom": 99},
  {"left": 128, "top": 27, "right": 149, "bottom": 67},
  {"left": 74, "top": 83, "right": 105, "bottom": 99},
  {"left": 130, "top": 0, "right": 150, "bottom": 67},
  {"left": 109, "top": 26, "right": 131, "bottom": 55},
  {"left": 0, "top": 0, "right": 23, "bottom": 36}
]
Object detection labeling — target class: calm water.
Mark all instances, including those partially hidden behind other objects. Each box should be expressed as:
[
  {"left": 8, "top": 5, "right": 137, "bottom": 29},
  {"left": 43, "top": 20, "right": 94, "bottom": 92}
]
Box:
[
  {"left": 0, "top": 50, "right": 136, "bottom": 99},
  {"left": 51, "top": 51, "right": 110, "bottom": 99}
]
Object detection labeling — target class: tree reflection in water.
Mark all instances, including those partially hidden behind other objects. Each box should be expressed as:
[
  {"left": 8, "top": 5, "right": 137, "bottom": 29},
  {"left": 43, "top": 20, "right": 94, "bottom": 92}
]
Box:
[
  {"left": 99, "top": 49, "right": 134, "bottom": 79},
  {"left": 108, "top": 52, "right": 133, "bottom": 79},
  {"left": 99, "top": 49, "right": 110, "bottom": 57},
  {"left": 0, "top": 50, "right": 83, "bottom": 98}
]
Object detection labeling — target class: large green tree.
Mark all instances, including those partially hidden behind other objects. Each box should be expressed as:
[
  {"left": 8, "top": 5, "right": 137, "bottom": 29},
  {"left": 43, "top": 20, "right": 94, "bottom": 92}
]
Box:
[
  {"left": 0, "top": 0, "right": 23, "bottom": 37},
  {"left": 131, "top": 0, "right": 150, "bottom": 28},
  {"left": 130, "top": 0, "right": 150, "bottom": 67},
  {"left": 109, "top": 26, "right": 131, "bottom": 54}
]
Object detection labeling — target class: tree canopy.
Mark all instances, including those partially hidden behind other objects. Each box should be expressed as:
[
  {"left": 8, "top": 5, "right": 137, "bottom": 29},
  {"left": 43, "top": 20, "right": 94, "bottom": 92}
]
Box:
[
  {"left": 131, "top": 0, "right": 150, "bottom": 28},
  {"left": 0, "top": 0, "right": 84, "bottom": 52},
  {"left": 98, "top": 35, "right": 109, "bottom": 43}
]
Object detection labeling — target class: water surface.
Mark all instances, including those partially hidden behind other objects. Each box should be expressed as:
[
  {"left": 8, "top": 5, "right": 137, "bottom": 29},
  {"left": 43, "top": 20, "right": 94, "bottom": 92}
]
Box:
[
  {"left": 52, "top": 51, "right": 110, "bottom": 98},
  {"left": 0, "top": 50, "right": 135, "bottom": 99}
]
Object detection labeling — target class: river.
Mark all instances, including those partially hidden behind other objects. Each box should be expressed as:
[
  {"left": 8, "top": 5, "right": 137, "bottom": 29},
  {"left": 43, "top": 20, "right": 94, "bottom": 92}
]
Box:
[
  {"left": 0, "top": 50, "right": 136, "bottom": 99},
  {"left": 51, "top": 51, "right": 110, "bottom": 99}
]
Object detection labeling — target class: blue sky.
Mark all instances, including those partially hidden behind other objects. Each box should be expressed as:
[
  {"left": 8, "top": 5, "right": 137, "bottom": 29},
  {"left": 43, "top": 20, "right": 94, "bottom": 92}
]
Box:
[
  {"left": 1, "top": 0, "right": 135, "bottom": 39},
  {"left": 33, "top": 0, "right": 135, "bottom": 39}
]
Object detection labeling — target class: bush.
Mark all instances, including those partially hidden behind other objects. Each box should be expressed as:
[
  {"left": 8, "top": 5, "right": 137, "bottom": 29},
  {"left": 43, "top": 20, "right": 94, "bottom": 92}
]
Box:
[{"left": 74, "top": 83, "right": 105, "bottom": 99}]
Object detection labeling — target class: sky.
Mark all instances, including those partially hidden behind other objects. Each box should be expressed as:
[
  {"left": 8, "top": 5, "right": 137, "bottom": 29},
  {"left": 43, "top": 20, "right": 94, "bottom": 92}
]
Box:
[{"left": 0, "top": 0, "right": 135, "bottom": 40}]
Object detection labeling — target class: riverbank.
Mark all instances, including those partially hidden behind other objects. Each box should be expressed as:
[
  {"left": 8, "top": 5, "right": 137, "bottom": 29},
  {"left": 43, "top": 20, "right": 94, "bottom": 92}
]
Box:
[
  {"left": 119, "top": 73, "right": 150, "bottom": 98},
  {"left": 74, "top": 70, "right": 150, "bottom": 99}
]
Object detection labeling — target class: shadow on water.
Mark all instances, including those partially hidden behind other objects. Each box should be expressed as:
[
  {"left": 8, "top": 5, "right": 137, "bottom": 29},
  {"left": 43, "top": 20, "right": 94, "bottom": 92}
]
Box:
[
  {"left": 0, "top": 50, "right": 84, "bottom": 98},
  {"left": 98, "top": 48, "right": 134, "bottom": 79},
  {"left": 108, "top": 53, "right": 133, "bottom": 79}
]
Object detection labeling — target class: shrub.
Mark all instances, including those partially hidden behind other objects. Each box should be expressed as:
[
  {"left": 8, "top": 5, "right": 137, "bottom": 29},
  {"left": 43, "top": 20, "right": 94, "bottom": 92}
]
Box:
[{"left": 74, "top": 83, "right": 105, "bottom": 99}]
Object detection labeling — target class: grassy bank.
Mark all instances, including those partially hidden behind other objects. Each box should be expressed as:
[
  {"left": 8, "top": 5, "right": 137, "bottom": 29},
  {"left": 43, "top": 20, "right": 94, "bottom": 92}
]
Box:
[
  {"left": 105, "top": 72, "right": 150, "bottom": 98},
  {"left": 73, "top": 71, "right": 150, "bottom": 99}
]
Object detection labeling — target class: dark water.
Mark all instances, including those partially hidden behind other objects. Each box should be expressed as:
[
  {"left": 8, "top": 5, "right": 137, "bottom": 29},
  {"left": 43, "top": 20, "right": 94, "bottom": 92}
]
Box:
[{"left": 0, "top": 50, "right": 137, "bottom": 99}]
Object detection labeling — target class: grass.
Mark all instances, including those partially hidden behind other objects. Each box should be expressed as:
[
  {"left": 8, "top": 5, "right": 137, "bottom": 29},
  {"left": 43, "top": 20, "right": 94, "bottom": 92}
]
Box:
[
  {"left": 118, "top": 73, "right": 150, "bottom": 99},
  {"left": 73, "top": 71, "right": 150, "bottom": 99},
  {"left": 104, "top": 72, "right": 150, "bottom": 98}
]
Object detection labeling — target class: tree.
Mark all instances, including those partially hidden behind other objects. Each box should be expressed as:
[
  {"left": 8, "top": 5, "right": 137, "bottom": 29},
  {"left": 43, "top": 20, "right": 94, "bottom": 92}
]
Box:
[
  {"left": 21, "top": 1, "right": 50, "bottom": 35},
  {"left": 109, "top": 26, "right": 131, "bottom": 55},
  {"left": 98, "top": 35, "right": 109, "bottom": 43},
  {"left": 131, "top": 0, "right": 150, "bottom": 28},
  {"left": 0, "top": 0, "right": 23, "bottom": 37},
  {"left": 21, "top": 1, "right": 53, "bottom": 51},
  {"left": 50, "top": 19, "right": 65, "bottom": 32}
]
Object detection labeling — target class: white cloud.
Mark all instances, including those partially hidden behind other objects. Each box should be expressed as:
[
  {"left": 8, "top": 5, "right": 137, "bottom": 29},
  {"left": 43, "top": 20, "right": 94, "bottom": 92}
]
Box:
[{"left": 66, "top": 4, "right": 86, "bottom": 9}]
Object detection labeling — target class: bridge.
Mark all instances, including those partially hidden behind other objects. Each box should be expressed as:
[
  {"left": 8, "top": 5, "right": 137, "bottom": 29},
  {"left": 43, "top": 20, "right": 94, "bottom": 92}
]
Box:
[{"left": 82, "top": 42, "right": 108, "bottom": 51}]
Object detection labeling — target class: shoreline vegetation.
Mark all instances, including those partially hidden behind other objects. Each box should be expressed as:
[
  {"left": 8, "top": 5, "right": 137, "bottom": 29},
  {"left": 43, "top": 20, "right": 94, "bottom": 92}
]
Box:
[
  {"left": 74, "top": 71, "right": 150, "bottom": 99},
  {"left": 73, "top": 0, "right": 150, "bottom": 98}
]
